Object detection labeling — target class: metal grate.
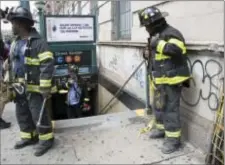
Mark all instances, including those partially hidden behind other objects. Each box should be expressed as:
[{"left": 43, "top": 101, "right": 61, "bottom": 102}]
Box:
[
  {"left": 118, "top": 1, "right": 131, "bottom": 40},
  {"left": 206, "top": 90, "right": 224, "bottom": 165}
]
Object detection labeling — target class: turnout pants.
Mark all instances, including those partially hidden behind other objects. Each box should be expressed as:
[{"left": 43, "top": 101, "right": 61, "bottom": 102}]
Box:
[
  {"left": 153, "top": 84, "right": 182, "bottom": 139},
  {"left": 16, "top": 92, "right": 53, "bottom": 141},
  {"left": 0, "top": 82, "right": 11, "bottom": 118}
]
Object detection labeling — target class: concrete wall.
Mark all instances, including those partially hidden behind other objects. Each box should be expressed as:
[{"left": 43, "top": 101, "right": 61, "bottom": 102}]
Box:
[
  {"left": 98, "top": 84, "right": 129, "bottom": 114},
  {"left": 58, "top": 0, "right": 224, "bottom": 152}
]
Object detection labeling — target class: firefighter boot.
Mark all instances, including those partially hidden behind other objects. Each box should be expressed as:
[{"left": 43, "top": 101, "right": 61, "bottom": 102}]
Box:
[
  {"left": 161, "top": 137, "right": 181, "bottom": 154},
  {"left": 149, "top": 129, "right": 165, "bottom": 139},
  {"left": 34, "top": 138, "right": 54, "bottom": 157},
  {"left": 14, "top": 135, "right": 38, "bottom": 149},
  {"left": 0, "top": 118, "right": 11, "bottom": 129}
]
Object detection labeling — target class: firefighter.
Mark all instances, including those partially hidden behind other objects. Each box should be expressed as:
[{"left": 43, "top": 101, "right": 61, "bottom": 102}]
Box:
[
  {"left": 138, "top": 7, "right": 190, "bottom": 154},
  {"left": 0, "top": 39, "right": 11, "bottom": 129},
  {"left": 6, "top": 6, "right": 54, "bottom": 156}
]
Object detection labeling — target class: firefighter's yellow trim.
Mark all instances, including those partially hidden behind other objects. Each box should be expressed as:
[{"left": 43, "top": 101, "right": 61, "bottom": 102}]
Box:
[
  {"left": 156, "top": 40, "right": 167, "bottom": 54},
  {"left": 20, "top": 132, "right": 32, "bottom": 139},
  {"left": 66, "top": 83, "right": 69, "bottom": 89},
  {"left": 25, "top": 57, "right": 40, "bottom": 65},
  {"left": 168, "top": 38, "right": 187, "bottom": 54},
  {"left": 165, "top": 130, "right": 181, "bottom": 138},
  {"left": 84, "top": 98, "right": 90, "bottom": 102},
  {"left": 40, "top": 79, "right": 52, "bottom": 88},
  {"left": 27, "top": 84, "right": 40, "bottom": 93},
  {"left": 38, "top": 51, "right": 53, "bottom": 62},
  {"left": 59, "top": 90, "right": 68, "bottom": 94},
  {"left": 18, "top": 78, "right": 25, "bottom": 83},
  {"left": 155, "top": 123, "right": 165, "bottom": 130},
  {"left": 27, "top": 84, "right": 57, "bottom": 93},
  {"left": 51, "top": 86, "right": 57, "bottom": 94},
  {"left": 155, "top": 53, "right": 171, "bottom": 61},
  {"left": 32, "top": 131, "right": 37, "bottom": 137},
  {"left": 39, "top": 132, "right": 54, "bottom": 140},
  {"left": 154, "top": 76, "right": 190, "bottom": 85}
]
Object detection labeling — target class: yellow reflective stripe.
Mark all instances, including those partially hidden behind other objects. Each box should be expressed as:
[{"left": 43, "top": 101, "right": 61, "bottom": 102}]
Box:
[
  {"left": 84, "top": 98, "right": 90, "bottom": 102},
  {"left": 66, "top": 83, "right": 69, "bottom": 89},
  {"left": 40, "top": 79, "right": 52, "bottom": 88},
  {"left": 156, "top": 123, "right": 165, "bottom": 130},
  {"left": 165, "top": 130, "right": 181, "bottom": 138},
  {"left": 154, "top": 76, "right": 190, "bottom": 85},
  {"left": 27, "top": 84, "right": 40, "bottom": 93},
  {"left": 59, "top": 90, "right": 68, "bottom": 94},
  {"left": 168, "top": 38, "right": 186, "bottom": 54},
  {"left": 51, "top": 86, "right": 57, "bottom": 93},
  {"left": 156, "top": 40, "right": 167, "bottom": 54},
  {"left": 20, "top": 132, "right": 32, "bottom": 139},
  {"left": 32, "top": 131, "right": 37, "bottom": 137},
  {"left": 39, "top": 132, "right": 54, "bottom": 140},
  {"left": 155, "top": 53, "right": 171, "bottom": 61},
  {"left": 18, "top": 78, "right": 25, "bottom": 83},
  {"left": 25, "top": 57, "right": 40, "bottom": 65},
  {"left": 38, "top": 51, "right": 53, "bottom": 62}
]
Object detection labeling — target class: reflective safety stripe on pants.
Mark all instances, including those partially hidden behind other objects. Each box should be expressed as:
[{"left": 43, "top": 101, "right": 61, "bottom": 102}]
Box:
[
  {"left": 39, "top": 132, "right": 54, "bottom": 141},
  {"left": 155, "top": 123, "right": 165, "bottom": 130},
  {"left": 165, "top": 130, "right": 181, "bottom": 138},
  {"left": 20, "top": 131, "right": 37, "bottom": 139}
]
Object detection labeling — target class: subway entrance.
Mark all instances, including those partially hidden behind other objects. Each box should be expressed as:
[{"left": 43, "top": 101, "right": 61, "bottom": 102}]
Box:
[{"left": 43, "top": 15, "right": 98, "bottom": 120}]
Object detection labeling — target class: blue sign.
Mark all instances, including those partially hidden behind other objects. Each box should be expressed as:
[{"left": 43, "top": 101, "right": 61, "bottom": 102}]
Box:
[{"left": 56, "top": 56, "right": 64, "bottom": 64}]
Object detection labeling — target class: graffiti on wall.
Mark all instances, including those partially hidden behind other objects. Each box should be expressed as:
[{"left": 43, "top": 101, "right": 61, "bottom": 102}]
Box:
[
  {"left": 132, "top": 64, "right": 145, "bottom": 88},
  {"left": 108, "top": 53, "right": 118, "bottom": 72},
  {"left": 131, "top": 51, "right": 145, "bottom": 89},
  {"left": 181, "top": 57, "right": 224, "bottom": 111}
]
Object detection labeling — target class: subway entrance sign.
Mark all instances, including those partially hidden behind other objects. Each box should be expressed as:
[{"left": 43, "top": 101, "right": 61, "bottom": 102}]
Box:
[{"left": 43, "top": 15, "right": 97, "bottom": 84}]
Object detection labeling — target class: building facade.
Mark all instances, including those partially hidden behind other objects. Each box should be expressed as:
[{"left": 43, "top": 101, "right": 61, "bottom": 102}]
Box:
[{"left": 44, "top": 0, "right": 224, "bottom": 153}]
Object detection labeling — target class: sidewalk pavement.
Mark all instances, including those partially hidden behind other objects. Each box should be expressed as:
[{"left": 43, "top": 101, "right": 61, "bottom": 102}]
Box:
[{"left": 1, "top": 103, "right": 205, "bottom": 164}]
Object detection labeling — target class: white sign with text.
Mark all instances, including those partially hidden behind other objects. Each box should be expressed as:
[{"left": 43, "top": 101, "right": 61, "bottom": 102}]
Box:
[{"left": 45, "top": 17, "right": 94, "bottom": 42}]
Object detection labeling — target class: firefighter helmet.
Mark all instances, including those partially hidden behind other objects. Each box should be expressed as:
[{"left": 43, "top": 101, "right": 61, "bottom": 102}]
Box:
[
  {"left": 138, "top": 6, "right": 168, "bottom": 27},
  {"left": 6, "top": 6, "right": 35, "bottom": 25}
]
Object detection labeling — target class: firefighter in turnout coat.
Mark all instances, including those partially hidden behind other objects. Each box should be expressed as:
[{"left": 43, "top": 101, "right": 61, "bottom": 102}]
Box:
[
  {"left": 138, "top": 6, "right": 191, "bottom": 154},
  {"left": 6, "top": 6, "right": 54, "bottom": 156}
]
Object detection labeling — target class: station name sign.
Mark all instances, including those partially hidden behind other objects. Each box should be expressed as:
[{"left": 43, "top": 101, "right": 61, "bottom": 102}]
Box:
[{"left": 45, "top": 16, "right": 94, "bottom": 42}]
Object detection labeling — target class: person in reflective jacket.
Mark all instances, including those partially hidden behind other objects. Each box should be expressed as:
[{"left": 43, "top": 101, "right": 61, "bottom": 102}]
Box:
[
  {"left": 138, "top": 6, "right": 191, "bottom": 154},
  {"left": 6, "top": 6, "right": 54, "bottom": 156}
]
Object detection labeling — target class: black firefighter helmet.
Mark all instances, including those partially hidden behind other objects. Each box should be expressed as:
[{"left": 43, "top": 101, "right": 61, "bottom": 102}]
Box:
[
  {"left": 6, "top": 6, "right": 35, "bottom": 26},
  {"left": 138, "top": 6, "right": 168, "bottom": 27}
]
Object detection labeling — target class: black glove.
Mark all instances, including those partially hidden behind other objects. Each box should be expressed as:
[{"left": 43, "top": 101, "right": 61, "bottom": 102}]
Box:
[{"left": 143, "top": 45, "right": 150, "bottom": 60}]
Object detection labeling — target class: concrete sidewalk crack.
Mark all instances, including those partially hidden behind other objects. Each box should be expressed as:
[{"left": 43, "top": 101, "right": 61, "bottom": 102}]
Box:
[{"left": 72, "top": 144, "right": 79, "bottom": 161}]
